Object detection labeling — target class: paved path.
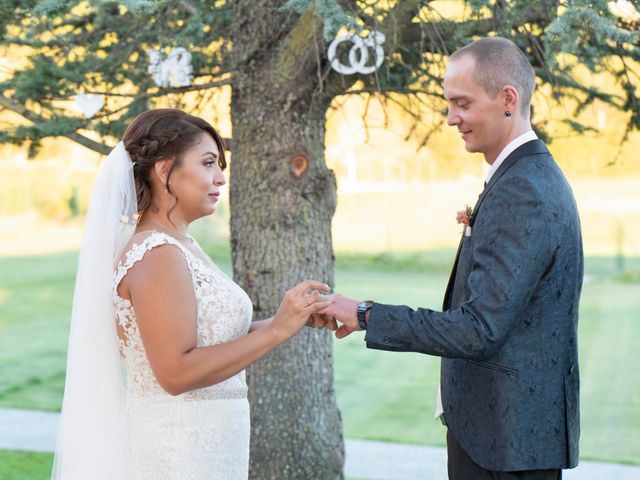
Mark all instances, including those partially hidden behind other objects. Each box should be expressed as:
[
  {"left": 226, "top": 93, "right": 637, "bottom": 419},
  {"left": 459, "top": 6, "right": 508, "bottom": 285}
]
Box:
[{"left": 1, "top": 407, "right": 639, "bottom": 479}]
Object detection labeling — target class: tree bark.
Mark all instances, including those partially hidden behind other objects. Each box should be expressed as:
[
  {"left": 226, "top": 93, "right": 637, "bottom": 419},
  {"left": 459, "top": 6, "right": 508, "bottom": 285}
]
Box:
[{"left": 230, "top": 2, "right": 343, "bottom": 479}]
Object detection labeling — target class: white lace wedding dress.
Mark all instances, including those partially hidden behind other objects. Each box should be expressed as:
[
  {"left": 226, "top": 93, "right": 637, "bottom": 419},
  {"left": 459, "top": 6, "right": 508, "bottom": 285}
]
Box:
[{"left": 113, "top": 231, "right": 253, "bottom": 479}]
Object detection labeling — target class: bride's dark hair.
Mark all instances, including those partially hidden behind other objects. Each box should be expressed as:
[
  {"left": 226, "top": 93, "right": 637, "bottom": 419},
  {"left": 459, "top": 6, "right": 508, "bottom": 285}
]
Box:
[{"left": 123, "top": 108, "right": 227, "bottom": 214}]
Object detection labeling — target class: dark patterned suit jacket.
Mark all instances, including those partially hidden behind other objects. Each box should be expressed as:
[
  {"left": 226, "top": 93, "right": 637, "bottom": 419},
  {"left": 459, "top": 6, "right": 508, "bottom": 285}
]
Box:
[{"left": 364, "top": 140, "right": 583, "bottom": 471}]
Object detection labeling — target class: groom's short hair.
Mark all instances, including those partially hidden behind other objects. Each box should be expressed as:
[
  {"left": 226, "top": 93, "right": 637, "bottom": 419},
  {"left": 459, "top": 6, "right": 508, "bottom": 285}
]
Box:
[{"left": 450, "top": 37, "right": 535, "bottom": 118}]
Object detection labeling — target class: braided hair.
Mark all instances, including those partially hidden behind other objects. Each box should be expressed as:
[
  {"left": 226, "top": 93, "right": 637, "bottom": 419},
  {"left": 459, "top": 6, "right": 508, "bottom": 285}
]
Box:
[{"left": 123, "top": 109, "right": 227, "bottom": 215}]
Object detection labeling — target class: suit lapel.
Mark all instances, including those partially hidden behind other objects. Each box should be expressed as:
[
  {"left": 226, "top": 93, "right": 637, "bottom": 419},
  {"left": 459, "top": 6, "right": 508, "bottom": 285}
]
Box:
[
  {"left": 469, "top": 140, "right": 548, "bottom": 226},
  {"left": 443, "top": 235, "right": 463, "bottom": 309},
  {"left": 442, "top": 139, "right": 549, "bottom": 310}
]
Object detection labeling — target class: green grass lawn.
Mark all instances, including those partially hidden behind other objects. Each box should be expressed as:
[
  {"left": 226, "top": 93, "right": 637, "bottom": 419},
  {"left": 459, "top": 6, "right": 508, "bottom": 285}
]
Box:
[
  {"left": 332, "top": 265, "right": 447, "bottom": 447},
  {"left": 0, "top": 248, "right": 638, "bottom": 468},
  {"left": 0, "top": 451, "right": 54, "bottom": 480},
  {"left": 0, "top": 251, "right": 76, "bottom": 411}
]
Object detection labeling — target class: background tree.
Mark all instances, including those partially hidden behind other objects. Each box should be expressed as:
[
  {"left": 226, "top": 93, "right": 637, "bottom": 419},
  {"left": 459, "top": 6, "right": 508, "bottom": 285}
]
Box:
[{"left": 1, "top": 0, "right": 638, "bottom": 478}]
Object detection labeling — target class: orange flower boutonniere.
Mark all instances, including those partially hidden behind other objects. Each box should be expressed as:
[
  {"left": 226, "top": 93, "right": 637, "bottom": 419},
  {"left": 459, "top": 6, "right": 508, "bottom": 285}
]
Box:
[{"left": 456, "top": 204, "right": 473, "bottom": 237}]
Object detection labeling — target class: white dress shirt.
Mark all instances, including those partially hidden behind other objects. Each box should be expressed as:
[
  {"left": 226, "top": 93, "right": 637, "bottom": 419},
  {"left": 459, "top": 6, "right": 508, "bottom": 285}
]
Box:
[
  {"left": 434, "top": 129, "right": 538, "bottom": 421},
  {"left": 485, "top": 130, "right": 538, "bottom": 184}
]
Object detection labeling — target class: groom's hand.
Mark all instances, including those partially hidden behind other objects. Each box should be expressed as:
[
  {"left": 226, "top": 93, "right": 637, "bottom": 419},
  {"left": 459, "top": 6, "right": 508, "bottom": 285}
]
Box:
[
  {"left": 306, "top": 313, "right": 338, "bottom": 331},
  {"left": 320, "top": 294, "right": 361, "bottom": 339}
]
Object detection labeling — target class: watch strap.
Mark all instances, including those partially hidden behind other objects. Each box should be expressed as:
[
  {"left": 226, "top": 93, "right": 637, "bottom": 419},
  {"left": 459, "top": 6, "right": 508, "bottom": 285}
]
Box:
[{"left": 357, "top": 301, "right": 374, "bottom": 330}]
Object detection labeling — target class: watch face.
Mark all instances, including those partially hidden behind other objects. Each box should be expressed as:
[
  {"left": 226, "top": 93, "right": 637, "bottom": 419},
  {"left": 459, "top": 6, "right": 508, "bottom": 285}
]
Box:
[{"left": 358, "top": 300, "right": 374, "bottom": 310}]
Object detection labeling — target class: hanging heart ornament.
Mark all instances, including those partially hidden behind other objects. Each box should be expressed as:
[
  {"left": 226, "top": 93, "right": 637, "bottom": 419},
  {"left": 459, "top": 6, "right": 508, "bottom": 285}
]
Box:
[{"left": 75, "top": 93, "right": 104, "bottom": 118}]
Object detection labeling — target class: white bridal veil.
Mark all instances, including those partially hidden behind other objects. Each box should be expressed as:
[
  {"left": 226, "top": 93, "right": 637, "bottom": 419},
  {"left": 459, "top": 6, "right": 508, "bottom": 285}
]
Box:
[{"left": 52, "top": 142, "right": 137, "bottom": 480}]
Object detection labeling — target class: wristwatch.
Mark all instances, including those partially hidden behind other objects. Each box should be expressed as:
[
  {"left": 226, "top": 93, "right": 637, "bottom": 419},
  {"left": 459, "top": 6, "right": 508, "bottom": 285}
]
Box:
[{"left": 357, "top": 300, "right": 374, "bottom": 330}]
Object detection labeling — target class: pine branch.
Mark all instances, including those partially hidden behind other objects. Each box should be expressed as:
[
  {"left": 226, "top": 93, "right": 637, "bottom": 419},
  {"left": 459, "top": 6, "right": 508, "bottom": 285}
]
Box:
[{"left": 0, "top": 95, "right": 111, "bottom": 154}]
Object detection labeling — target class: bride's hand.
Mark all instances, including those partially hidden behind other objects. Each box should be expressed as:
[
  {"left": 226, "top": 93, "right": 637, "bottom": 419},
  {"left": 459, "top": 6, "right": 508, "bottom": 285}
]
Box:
[{"left": 269, "top": 280, "right": 333, "bottom": 341}]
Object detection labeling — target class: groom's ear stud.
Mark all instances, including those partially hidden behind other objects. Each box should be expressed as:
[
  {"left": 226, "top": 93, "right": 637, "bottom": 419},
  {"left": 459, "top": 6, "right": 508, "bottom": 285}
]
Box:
[{"left": 504, "top": 111, "right": 512, "bottom": 117}]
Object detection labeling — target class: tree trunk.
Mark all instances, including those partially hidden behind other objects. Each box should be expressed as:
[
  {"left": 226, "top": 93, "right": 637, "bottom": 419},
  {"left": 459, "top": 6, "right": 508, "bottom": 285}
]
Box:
[{"left": 230, "top": 2, "right": 343, "bottom": 479}]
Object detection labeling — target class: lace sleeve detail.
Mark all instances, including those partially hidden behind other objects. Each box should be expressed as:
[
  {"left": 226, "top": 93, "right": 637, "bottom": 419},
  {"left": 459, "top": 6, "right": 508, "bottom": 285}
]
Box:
[{"left": 113, "top": 231, "right": 191, "bottom": 291}]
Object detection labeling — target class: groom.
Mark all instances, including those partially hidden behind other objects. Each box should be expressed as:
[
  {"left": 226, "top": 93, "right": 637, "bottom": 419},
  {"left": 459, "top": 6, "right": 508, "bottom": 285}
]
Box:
[{"left": 325, "top": 37, "right": 583, "bottom": 479}]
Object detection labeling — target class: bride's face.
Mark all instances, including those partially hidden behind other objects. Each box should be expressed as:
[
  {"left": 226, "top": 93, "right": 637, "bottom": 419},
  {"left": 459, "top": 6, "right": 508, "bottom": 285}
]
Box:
[{"left": 169, "top": 133, "right": 226, "bottom": 221}]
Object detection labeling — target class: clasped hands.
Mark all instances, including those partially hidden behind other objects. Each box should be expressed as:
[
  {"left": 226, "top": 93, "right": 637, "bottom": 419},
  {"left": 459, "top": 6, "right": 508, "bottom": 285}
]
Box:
[{"left": 305, "top": 290, "right": 362, "bottom": 339}]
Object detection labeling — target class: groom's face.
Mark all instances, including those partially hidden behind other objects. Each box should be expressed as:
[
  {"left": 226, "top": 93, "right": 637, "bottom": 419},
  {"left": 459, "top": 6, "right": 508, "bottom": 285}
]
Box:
[{"left": 444, "top": 54, "right": 509, "bottom": 164}]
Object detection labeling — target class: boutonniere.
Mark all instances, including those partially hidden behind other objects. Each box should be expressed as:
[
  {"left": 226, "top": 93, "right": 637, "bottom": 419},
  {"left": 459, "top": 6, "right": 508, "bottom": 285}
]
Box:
[{"left": 456, "top": 204, "right": 473, "bottom": 237}]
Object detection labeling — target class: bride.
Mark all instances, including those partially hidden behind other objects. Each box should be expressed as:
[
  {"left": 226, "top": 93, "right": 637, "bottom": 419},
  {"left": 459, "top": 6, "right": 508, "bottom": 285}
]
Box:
[{"left": 51, "top": 109, "right": 334, "bottom": 479}]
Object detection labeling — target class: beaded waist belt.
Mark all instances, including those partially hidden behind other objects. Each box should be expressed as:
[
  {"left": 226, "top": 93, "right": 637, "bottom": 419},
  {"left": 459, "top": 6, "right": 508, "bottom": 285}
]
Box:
[{"left": 127, "top": 386, "right": 248, "bottom": 402}]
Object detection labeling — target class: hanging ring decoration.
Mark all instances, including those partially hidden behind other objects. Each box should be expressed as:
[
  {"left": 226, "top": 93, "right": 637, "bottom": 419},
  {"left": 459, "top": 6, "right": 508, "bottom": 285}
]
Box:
[{"left": 328, "top": 31, "right": 385, "bottom": 75}]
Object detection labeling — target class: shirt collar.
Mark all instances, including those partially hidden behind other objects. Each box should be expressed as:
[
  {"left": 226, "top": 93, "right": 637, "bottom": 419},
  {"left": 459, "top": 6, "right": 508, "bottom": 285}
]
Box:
[{"left": 485, "top": 130, "right": 538, "bottom": 184}]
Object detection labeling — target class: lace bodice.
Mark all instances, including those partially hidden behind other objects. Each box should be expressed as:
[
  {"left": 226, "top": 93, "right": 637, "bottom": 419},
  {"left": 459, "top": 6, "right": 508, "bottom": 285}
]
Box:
[
  {"left": 113, "top": 231, "right": 253, "bottom": 400},
  {"left": 113, "top": 232, "right": 252, "bottom": 479}
]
